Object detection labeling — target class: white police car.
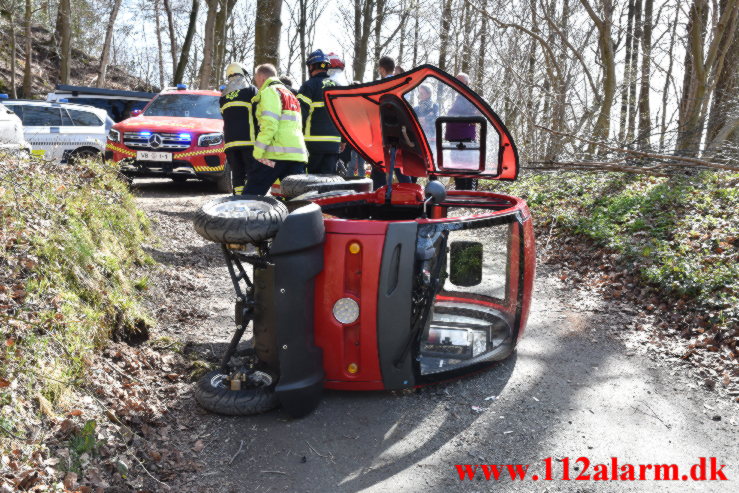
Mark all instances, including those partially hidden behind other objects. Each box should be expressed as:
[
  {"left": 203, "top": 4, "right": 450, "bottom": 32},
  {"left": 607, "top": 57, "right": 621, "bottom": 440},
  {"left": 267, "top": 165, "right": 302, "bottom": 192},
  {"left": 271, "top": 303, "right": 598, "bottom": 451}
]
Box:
[
  {"left": 0, "top": 96, "right": 113, "bottom": 163},
  {"left": 0, "top": 99, "right": 31, "bottom": 155}
]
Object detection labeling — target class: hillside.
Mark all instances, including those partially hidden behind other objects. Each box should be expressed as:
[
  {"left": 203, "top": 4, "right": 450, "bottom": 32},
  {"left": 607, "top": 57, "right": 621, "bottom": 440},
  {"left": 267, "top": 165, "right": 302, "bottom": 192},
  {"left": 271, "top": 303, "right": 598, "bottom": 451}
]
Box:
[{"left": 0, "top": 24, "right": 156, "bottom": 98}]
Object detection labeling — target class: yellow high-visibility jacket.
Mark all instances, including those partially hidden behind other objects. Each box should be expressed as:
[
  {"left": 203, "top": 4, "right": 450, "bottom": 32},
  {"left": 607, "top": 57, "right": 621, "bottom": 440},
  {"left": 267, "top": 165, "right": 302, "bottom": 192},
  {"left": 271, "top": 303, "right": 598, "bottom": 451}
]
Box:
[{"left": 253, "top": 77, "right": 308, "bottom": 162}]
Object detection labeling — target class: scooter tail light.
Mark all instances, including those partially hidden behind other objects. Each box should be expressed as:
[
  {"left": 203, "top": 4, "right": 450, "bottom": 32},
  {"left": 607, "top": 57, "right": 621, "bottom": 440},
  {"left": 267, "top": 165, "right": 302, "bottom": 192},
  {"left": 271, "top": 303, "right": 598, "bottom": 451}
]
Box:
[{"left": 332, "top": 297, "right": 359, "bottom": 325}]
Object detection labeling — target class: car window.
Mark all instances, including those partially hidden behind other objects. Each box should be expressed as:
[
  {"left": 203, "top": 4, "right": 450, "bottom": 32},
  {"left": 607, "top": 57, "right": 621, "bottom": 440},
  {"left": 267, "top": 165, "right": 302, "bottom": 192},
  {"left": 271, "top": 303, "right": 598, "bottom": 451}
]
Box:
[
  {"left": 66, "top": 108, "right": 104, "bottom": 126},
  {"left": 61, "top": 109, "right": 74, "bottom": 126},
  {"left": 4, "top": 104, "right": 23, "bottom": 120},
  {"left": 22, "top": 106, "right": 63, "bottom": 126},
  {"left": 404, "top": 76, "right": 500, "bottom": 174},
  {"left": 144, "top": 94, "right": 222, "bottom": 119}
]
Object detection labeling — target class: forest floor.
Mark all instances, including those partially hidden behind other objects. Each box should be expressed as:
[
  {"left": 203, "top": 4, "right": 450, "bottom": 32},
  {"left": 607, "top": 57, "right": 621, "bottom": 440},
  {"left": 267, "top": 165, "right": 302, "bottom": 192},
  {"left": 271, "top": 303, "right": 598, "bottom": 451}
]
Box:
[{"left": 116, "top": 178, "right": 737, "bottom": 492}]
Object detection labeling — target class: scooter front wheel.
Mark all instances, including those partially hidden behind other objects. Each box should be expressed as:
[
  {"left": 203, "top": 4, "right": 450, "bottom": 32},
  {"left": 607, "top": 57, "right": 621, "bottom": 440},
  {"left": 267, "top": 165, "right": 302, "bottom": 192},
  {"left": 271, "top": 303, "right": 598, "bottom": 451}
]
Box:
[{"left": 195, "top": 370, "right": 279, "bottom": 416}]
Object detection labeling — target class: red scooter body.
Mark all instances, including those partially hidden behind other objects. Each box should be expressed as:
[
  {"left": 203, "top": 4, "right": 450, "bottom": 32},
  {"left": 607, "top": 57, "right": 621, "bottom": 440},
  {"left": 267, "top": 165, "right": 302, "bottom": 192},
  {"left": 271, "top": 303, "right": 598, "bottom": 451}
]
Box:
[{"left": 208, "top": 66, "right": 535, "bottom": 417}]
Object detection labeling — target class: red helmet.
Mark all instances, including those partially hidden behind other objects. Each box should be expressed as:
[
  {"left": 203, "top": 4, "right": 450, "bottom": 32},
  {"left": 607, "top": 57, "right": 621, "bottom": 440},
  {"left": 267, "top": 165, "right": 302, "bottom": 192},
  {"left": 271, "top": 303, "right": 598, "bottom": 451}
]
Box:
[{"left": 327, "top": 52, "right": 345, "bottom": 70}]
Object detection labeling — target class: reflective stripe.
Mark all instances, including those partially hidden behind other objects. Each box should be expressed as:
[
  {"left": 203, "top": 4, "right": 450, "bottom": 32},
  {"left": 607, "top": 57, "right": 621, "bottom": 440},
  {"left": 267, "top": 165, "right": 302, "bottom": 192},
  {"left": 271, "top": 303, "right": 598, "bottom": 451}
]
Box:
[
  {"left": 261, "top": 110, "right": 280, "bottom": 120},
  {"left": 304, "top": 136, "right": 342, "bottom": 142},
  {"left": 261, "top": 110, "right": 299, "bottom": 122},
  {"left": 221, "top": 101, "right": 252, "bottom": 111},
  {"left": 254, "top": 141, "right": 306, "bottom": 154},
  {"left": 310, "top": 102, "right": 325, "bottom": 108},
  {"left": 233, "top": 186, "right": 244, "bottom": 194},
  {"left": 225, "top": 140, "right": 254, "bottom": 149},
  {"left": 297, "top": 94, "right": 313, "bottom": 104}
]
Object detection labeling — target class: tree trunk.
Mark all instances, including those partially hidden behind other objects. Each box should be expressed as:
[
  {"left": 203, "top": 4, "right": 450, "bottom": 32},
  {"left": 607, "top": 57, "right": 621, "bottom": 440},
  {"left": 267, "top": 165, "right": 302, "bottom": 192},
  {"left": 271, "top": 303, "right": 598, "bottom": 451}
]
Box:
[
  {"left": 352, "top": 0, "right": 373, "bottom": 82},
  {"left": 299, "top": 0, "right": 307, "bottom": 81},
  {"left": 459, "top": 0, "right": 471, "bottom": 74},
  {"left": 706, "top": 0, "right": 739, "bottom": 149},
  {"left": 473, "top": 0, "right": 488, "bottom": 91},
  {"left": 198, "top": 0, "right": 218, "bottom": 88},
  {"left": 162, "top": 0, "right": 178, "bottom": 74},
  {"left": 411, "top": 3, "right": 418, "bottom": 69},
  {"left": 96, "top": 0, "right": 123, "bottom": 88},
  {"left": 625, "top": 0, "right": 642, "bottom": 144},
  {"left": 174, "top": 0, "right": 200, "bottom": 85},
  {"left": 659, "top": 7, "right": 679, "bottom": 151},
  {"left": 372, "top": 0, "right": 386, "bottom": 78},
  {"left": 22, "top": 0, "right": 32, "bottom": 98},
  {"left": 253, "top": 0, "right": 283, "bottom": 68},
  {"left": 155, "top": 0, "right": 165, "bottom": 88},
  {"left": 636, "top": 0, "right": 653, "bottom": 149},
  {"left": 438, "top": 0, "right": 453, "bottom": 72},
  {"left": 57, "top": 0, "right": 71, "bottom": 84},
  {"left": 617, "top": 0, "right": 635, "bottom": 142},
  {"left": 580, "top": 0, "right": 617, "bottom": 154},
  {"left": 9, "top": 2, "right": 18, "bottom": 99}
]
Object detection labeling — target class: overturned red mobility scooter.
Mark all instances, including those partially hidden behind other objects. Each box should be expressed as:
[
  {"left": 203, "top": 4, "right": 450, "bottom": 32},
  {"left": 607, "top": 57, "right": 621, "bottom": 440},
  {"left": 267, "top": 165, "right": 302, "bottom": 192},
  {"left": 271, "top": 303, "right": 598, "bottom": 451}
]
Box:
[{"left": 193, "top": 65, "right": 535, "bottom": 418}]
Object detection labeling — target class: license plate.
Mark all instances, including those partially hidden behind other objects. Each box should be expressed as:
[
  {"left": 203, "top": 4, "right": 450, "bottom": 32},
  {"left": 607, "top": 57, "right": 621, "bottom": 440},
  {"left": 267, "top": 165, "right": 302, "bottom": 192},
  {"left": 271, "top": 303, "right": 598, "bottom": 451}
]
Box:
[{"left": 137, "top": 151, "right": 172, "bottom": 162}]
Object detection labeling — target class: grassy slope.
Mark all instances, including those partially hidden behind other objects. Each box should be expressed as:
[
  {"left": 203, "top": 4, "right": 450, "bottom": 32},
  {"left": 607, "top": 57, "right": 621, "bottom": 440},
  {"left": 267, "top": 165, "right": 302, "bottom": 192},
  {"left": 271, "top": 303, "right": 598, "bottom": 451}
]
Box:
[
  {"left": 0, "top": 155, "right": 152, "bottom": 442},
  {"left": 488, "top": 170, "right": 739, "bottom": 331}
]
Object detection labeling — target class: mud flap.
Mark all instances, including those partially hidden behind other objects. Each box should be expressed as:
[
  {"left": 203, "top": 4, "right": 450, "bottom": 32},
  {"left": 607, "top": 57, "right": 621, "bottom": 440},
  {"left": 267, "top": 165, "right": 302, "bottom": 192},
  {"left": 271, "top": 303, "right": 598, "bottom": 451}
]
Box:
[{"left": 270, "top": 203, "right": 325, "bottom": 417}]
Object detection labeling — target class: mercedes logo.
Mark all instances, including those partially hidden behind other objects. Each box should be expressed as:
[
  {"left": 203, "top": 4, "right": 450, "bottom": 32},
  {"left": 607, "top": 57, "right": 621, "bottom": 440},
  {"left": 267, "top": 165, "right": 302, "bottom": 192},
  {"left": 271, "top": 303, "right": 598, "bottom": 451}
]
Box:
[{"left": 148, "top": 134, "right": 163, "bottom": 148}]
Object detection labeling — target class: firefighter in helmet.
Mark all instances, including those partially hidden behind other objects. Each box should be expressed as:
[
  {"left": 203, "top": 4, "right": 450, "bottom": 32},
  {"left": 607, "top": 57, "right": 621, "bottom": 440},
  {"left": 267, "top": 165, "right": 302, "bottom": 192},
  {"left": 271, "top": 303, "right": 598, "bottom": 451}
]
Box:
[
  {"left": 220, "top": 62, "right": 259, "bottom": 194},
  {"left": 297, "top": 49, "right": 343, "bottom": 174}
]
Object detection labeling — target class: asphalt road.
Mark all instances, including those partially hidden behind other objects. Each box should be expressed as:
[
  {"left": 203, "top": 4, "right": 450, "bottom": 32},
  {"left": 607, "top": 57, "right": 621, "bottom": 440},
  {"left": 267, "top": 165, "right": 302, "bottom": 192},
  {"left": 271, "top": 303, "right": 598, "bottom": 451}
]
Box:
[{"left": 133, "top": 178, "right": 737, "bottom": 493}]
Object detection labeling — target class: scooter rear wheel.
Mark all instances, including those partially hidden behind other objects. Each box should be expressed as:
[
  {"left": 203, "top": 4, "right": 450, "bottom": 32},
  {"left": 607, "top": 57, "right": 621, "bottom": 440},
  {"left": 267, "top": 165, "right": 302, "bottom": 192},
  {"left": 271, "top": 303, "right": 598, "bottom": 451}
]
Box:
[
  {"left": 195, "top": 370, "right": 279, "bottom": 416},
  {"left": 193, "top": 195, "right": 288, "bottom": 244}
]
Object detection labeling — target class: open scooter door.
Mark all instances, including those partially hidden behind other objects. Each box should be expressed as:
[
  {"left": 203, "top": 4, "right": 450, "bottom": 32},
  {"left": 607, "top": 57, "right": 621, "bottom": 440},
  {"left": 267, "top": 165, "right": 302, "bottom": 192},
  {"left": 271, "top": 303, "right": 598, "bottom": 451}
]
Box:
[{"left": 324, "top": 64, "right": 519, "bottom": 181}]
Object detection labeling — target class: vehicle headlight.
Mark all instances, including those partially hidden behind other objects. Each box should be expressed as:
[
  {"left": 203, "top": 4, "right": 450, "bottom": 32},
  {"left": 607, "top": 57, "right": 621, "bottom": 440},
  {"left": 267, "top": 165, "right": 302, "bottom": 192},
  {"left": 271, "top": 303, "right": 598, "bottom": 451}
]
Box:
[
  {"left": 198, "top": 133, "right": 224, "bottom": 147},
  {"left": 108, "top": 128, "right": 121, "bottom": 142},
  {"left": 332, "top": 297, "right": 359, "bottom": 325}
]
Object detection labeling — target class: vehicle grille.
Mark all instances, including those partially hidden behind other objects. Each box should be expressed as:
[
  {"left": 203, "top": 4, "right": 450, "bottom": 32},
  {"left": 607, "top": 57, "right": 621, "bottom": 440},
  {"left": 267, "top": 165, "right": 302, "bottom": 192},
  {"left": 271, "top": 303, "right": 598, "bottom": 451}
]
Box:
[{"left": 123, "top": 131, "right": 192, "bottom": 151}]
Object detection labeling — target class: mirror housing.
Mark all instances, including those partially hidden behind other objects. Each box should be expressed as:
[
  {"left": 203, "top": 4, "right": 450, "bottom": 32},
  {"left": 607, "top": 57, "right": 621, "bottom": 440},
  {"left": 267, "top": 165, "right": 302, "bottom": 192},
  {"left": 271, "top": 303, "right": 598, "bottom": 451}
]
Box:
[
  {"left": 424, "top": 180, "right": 447, "bottom": 204},
  {"left": 449, "top": 241, "right": 483, "bottom": 287}
]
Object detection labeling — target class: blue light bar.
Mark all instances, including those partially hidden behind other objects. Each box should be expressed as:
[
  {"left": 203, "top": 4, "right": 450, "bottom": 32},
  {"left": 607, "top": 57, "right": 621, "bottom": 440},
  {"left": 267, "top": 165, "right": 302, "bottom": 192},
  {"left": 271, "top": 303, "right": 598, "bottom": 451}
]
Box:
[
  {"left": 59, "top": 98, "right": 69, "bottom": 103},
  {"left": 0, "top": 94, "right": 8, "bottom": 99},
  {"left": 219, "top": 85, "right": 226, "bottom": 91},
  {"left": 176, "top": 84, "right": 187, "bottom": 90},
  {"left": 178, "top": 133, "right": 189, "bottom": 140},
  {"left": 140, "top": 131, "right": 151, "bottom": 136}
]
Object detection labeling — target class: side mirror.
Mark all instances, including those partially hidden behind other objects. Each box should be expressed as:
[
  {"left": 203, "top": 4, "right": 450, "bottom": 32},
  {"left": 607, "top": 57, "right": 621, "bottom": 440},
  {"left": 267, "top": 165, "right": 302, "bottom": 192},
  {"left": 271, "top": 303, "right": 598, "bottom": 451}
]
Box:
[
  {"left": 449, "top": 241, "right": 483, "bottom": 287},
  {"left": 424, "top": 180, "right": 446, "bottom": 204},
  {"left": 131, "top": 109, "right": 143, "bottom": 117}
]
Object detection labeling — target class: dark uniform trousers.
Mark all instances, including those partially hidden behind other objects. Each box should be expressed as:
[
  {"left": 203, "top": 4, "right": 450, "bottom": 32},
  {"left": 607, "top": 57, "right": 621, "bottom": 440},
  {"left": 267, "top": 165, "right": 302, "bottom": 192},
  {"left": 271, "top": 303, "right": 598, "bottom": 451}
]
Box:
[
  {"left": 307, "top": 152, "right": 339, "bottom": 174},
  {"left": 243, "top": 161, "right": 306, "bottom": 196},
  {"left": 226, "top": 147, "right": 257, "bottom": 194}
]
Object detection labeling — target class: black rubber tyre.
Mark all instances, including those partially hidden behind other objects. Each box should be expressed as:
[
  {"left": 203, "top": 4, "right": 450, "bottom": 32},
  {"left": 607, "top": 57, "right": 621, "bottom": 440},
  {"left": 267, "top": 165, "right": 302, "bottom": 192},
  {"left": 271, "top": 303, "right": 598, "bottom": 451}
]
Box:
[
  {"left": 69, "top": 147, "right": 102, "bottom": 165},
  {"left": 214, "top": 161, "right": 233, "bottom": 193},
  {"left": 193, "top": 195, "right": 288, "bottom": 244},
  {"left": 291, "top": 189, "right": 358, "bottom": 201},
  {"left": 280, "top": 174, "right": 344, "bottom": 198},
  {"left": 305, "top": 177, "right": 373, "bottom": 194},
  {"left": 195, "top": 370, "right": 279, "bottom": 416}
]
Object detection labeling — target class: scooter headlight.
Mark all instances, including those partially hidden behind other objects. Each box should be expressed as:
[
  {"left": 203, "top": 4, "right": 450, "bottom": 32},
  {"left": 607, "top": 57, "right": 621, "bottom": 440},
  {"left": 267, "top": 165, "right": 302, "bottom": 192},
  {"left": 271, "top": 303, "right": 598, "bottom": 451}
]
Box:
[{"left": 332, "top": 297, "right": 359, "bottom": 325}]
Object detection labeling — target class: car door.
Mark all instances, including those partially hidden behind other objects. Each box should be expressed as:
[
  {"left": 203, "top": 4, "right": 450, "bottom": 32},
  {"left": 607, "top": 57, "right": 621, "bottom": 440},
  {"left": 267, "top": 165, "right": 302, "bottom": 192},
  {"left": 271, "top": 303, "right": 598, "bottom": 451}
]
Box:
[
  {"left": 323, "top": 64, "right": 518, "bottom": 181},
  {"left": 60, "top": 107, "right": 106, "bottom": 161},
  {"left": 20, "top": 105, "right": 63, "bottom": 160}
]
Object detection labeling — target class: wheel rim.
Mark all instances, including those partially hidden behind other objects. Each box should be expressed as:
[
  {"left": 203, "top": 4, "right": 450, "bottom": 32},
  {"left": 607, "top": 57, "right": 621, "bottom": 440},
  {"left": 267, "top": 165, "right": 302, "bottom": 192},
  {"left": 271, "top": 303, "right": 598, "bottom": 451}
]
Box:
[
  {"left": 210, "top": 370, "right": 274, "bottom": 390},
  {"left": 208, "top": 200, "right": 271, "bottom": 218}
]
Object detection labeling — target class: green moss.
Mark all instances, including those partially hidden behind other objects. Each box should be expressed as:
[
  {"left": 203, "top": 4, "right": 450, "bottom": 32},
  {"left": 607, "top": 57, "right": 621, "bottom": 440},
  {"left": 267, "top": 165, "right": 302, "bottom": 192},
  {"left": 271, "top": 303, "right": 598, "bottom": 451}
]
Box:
[
  {"left": 0, "top": 156, "right": 153, "bottom": 439},
  {"left": 489, "top": 170, "right": 739, "bottom": 328}
]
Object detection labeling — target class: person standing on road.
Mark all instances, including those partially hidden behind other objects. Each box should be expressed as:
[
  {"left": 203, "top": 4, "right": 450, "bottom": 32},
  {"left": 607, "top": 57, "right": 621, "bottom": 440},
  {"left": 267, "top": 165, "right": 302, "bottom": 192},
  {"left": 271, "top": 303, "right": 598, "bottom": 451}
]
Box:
[
  {"left": 243, "top": 64, "right": 308, "bottom": 196},
  {"left": 446, "top": 72, "right": 478, "bottom": 191},
  {"left": 220, "top": 62, "right": 259, "bottom": 195},
  {"left": 297, "top": 49, "right": 343, "bottom": 175}
]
